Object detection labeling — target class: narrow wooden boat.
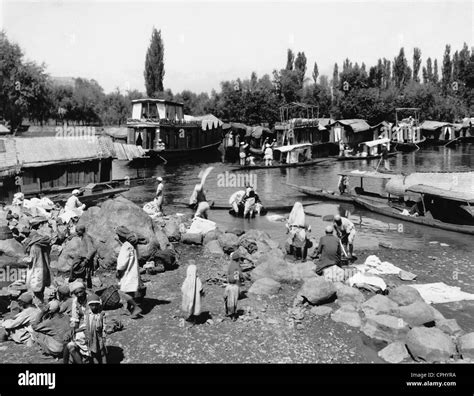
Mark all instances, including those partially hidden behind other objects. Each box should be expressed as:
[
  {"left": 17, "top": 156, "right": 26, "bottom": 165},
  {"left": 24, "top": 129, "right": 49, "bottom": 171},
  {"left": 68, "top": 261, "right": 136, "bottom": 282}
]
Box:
[
  {"left": 354, "top": 196, "right": 474, "bottom": 235},
  {"left": 336, "top": 152, "right": 398, "bottom": 161},
  {"left": 285, "top": 183, "right": 356, "bottom": 203},
  {"left": 174, "top": 201, "right": 321, "bottom": 211},
  {"left": 231, "top": 157, "right": 334, "bottom": 171},
  {"left": 394, "top": 137, "right": 427, "bottom": 152}
]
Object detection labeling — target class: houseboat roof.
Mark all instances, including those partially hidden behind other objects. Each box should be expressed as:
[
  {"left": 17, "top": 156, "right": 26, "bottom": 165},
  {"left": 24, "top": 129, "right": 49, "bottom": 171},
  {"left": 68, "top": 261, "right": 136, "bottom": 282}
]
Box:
[
  {"left": 407, "top": 184, "right": 474, "bottom": 204},
  {"left": 274, "top": 143, "right": 312, "bottom": 153},
  {"left": 13, "top": 136, "right": 112, "bottom": 168},
  {"left": 329, "top": 119, "right": 371, "bottom": 133},
  {"left": 0, "top": 138, "right": 19, "bottom": 175},
  {"left": 183, "top": 114, "right": 223, "bottom": 130},
  {"left": 131, "top": 98, "right": 184, "bottom": 106},
  {"left": 419, "top": 120, "right": 452, "bottom": 130},
  {"left": 462, "top": 117, "right": 474, "bottom": 128},
  {"left": 316, "top": 118, "right": 336, "bottom": 128},
  {"left": 360, "top": 137, "right": 391, "bottom": 147}
]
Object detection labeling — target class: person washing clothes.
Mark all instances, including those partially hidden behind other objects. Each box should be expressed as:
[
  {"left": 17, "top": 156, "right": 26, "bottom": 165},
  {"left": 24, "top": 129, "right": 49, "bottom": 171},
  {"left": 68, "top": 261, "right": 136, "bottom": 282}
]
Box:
[
  {"left": 285, "top": 202, "right": 312, "bottom": 261},
  {"left": 333, "top": 214, "right": 356, "bottom": 259},
  {"left": 314, "top": 225, "right": 341, "bottom": 274},
  {"left": 189, "top": 167, "right": 214, "bottom": 219}
]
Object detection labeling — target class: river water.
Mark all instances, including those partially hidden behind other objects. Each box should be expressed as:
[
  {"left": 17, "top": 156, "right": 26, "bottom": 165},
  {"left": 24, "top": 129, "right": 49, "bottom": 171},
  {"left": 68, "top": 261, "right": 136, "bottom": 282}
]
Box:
[{"left": 114, "top": 144, "right": 474, "bottom": 253}]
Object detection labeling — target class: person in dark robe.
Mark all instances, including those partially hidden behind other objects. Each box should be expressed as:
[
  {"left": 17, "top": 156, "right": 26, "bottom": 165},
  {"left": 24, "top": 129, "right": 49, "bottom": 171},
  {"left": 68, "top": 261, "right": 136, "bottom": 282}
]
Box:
[{"left": 314, "top": 226, "right": 341, "bottom": 274}]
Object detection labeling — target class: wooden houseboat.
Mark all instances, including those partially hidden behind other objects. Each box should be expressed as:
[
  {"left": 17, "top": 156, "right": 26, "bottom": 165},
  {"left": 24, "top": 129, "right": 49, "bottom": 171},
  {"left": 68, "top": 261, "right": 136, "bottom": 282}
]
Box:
[
  {"left": 327, "top": 119, "right": 375, "bottom": 154},
  {"left": 0, "top": 136, "right": 113, "bottom": 203},
  {"left": 391, "top": 108, "right": 426, "bottom": 151},
  {"left": 126, "top": 98, "right": 223, "bottom": 162},
  {"left": 419, "top": 120, "right": 457, "bottom": 145}
]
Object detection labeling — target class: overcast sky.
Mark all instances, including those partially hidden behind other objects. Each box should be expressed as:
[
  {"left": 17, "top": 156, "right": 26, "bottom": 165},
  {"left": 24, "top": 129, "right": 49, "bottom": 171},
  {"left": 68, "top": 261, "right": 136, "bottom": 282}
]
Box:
[{"left": 1, "top": 0, "right": 472, "bottom": 94}]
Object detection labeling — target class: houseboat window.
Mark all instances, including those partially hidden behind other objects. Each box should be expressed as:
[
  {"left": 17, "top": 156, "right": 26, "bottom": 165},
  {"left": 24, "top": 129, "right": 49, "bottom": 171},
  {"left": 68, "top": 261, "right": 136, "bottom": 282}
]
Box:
[
  {"left": 165, "top": 133, "right": 169, "bottom": 146},
  {"left": 174, "top": 133, "right": 179, "bottom": 148},
  {"left": 186, "top": 134, "right": 191, "bottom": 148}
]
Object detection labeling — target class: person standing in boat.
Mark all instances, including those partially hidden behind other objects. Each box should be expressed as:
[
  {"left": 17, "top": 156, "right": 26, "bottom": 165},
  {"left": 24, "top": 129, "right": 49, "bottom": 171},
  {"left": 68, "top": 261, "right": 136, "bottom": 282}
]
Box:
[
  {"left": 264, "top": 144, "right": 273, "bottom": 166},
  {"left": 333, "top": 214, "right": 356, "bottom": 259},
  {"left": 154, "top": 177, "right": 164, "bottom": 214}
]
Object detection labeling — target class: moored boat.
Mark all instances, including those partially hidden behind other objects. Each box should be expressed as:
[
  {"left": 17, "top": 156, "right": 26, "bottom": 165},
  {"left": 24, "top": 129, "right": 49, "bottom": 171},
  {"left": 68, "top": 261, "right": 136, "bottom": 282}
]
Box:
[
  {"left": 354, "top": 195, "right": 474, "bottom": 235},
  {"left": 126, "top": 99, "right": 223, "bottom": 163},
  {"left": 285, "top": 183, "right": 355, "bottom": 203}
]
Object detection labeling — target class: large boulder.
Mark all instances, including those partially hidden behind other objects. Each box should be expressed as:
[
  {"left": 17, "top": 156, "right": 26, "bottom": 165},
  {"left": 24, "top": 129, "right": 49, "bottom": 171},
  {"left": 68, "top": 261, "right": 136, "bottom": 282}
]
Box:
[
  {"left": 154, "top": 229, "right": 172, "bottom": 251},
  {"left": 457, "top": 333, "right": 474, "bottom": 359},
  {"left": 0, "top": 238, "right": 25, "bottom": 260},
  {"left": 203, "top": 229, "right": 224, "bottom": 246},
  {"left": 378, "top": 341, "right": 411, "bottom": 363},
  {"left": 290, "top": 261, "right": 317, "bottom": 281},
  {"left": 163, "top": 218, "right": 181, "bottom": 242},
  {"left": 392, "top": 301, "right": 436, "bottom": 327},
  {"left": 405, "top": 327, "right": 456, "bottom": 362},
  {"left": 77, "top": 197, "right": 161, "bottom": 268},
  {"left": 388, "top": 285, "right": 425, "bottom": 306},
  {"left": 334, "top": 282, "right": 366, "bottom": 310},
  {"left": 435, "top": 319, "right": 463, "bottom": 336},
  {"left": 297, "top": 276, "right": 336, "bottom": 305},
  {"left": 182, "top": 232, "right": 203, "bottom": 245},
  {"left": 361, "top": 314, "right": 410, "bottom": 343},
  {"left": 55, "top": 236, "right": 83, "bottom": 273},
  {"left": 218, "top": 233, "right": 239, "bottom": 254},
  {"left": 362, "top": 295, "right": 399, "bottom": 316},
  {"left": 252, "top": 256, "right": 293, "bottom": 283},
  {"left": 248, "top": 278, "right": 282, "bottom": 296},
  {"left": 205, "top": 240, "right": 225, "bottom": 256},
  {"left": 331, "top": 306, "right": 362, "bottom": 328}
]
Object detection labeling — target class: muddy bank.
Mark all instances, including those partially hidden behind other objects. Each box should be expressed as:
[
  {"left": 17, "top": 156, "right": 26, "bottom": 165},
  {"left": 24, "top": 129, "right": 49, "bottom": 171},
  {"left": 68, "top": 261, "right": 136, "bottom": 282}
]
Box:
[{"left": 1, "top": 197, "right": 473, "bottom": 364}]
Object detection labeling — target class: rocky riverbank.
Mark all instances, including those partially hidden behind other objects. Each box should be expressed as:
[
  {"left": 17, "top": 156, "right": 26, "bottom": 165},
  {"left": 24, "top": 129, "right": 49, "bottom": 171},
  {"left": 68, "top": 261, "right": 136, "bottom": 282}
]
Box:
[{"left": 1, "top": 196, "right": 473, "bottom": 364}]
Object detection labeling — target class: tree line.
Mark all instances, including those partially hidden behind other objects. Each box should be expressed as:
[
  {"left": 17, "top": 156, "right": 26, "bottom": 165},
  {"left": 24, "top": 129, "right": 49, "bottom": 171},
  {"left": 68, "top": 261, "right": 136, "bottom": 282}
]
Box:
[{"left": 0, "top": 29, "right": 472, "bottom": 132}]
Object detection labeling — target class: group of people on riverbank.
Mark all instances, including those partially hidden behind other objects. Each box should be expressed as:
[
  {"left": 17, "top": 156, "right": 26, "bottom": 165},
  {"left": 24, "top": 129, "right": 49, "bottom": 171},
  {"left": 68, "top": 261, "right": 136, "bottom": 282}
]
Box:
[
  {"left": 285, "top": 202, "right": 356, "bottom": 267},
  {"left": 239, "top": 137, "right": 277, "bottom": 166}
]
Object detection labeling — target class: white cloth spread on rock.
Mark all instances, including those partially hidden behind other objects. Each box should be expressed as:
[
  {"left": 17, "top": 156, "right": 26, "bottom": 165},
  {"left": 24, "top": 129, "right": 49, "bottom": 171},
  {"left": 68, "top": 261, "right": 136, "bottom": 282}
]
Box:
[
  {"left": 354, "top": 255, "right": 403, "bottom": 276},
  {"left": 347, "top": 272, "right": 387, "bottom": 291},
  {"left": 409, "top": 283, "right": 474, "bottom": 304}
]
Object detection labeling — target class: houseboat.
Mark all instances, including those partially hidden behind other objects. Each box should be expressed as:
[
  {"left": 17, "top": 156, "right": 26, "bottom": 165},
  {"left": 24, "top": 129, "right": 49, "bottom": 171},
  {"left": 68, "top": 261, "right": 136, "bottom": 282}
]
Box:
[
  {"left": 274, "top": 103, "right": 338, "bottom": 158},
  {"left": 126, "top": 98, "right": 223, "bottom": 163},
  {"left": 391, "top": 108, "right": 426, "bottom": 152},
  {"left": 327, "top": 119, "right": 376, "bottom": 155},
  {"left": 419, "top": 120, "right": 456, "bottom": 146},
  {"left": 0, "top": 136, "right": 114, "bottom": 203}
]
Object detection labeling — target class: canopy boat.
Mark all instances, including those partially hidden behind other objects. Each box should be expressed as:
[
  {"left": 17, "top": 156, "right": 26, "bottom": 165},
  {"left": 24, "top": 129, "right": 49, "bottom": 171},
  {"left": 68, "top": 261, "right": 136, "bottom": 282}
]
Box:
[
  {"left": 391, "top": 108, "right": 426, "bottom": 152},
  {"left": 354, "top": 194, "right": 474, "bottom": 235},
  {"left": 233, "top": 143, "right": 334, "bottom": 170},
  {"left": 337, "top": 138, "right": 398, "bottom": 161}
]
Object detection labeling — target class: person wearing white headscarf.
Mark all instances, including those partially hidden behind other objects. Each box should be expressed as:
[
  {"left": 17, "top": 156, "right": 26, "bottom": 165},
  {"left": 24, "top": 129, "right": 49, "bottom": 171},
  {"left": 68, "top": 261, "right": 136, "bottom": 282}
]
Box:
[
  {"left": 181, "top": 262, "right": 204, "bottom": 322},
  {"left": 285, "top": 202, "right": 311, "bottom": 260},
  {"left": 229, "top": 190, "right": 245, "bottom": 215}
]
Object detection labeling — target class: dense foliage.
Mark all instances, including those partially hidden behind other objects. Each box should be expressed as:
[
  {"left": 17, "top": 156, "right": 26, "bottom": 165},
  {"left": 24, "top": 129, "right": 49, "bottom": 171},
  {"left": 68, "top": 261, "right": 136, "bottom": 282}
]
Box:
[{"left": 0, "top": 31, "right": 472, "bottom": 130}]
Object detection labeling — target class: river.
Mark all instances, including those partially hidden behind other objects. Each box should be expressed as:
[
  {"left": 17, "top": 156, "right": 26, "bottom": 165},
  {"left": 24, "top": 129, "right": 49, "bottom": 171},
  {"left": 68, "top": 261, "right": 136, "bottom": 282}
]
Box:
[{"left": 114, "top": 144, "right": 474, "bottom": 253}]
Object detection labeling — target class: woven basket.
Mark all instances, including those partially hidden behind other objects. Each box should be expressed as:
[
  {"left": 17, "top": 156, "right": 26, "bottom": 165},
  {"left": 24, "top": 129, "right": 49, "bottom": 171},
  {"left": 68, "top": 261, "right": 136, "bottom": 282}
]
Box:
[{"left": 100, "top": 285, "right": 121, "bottom": 310}]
